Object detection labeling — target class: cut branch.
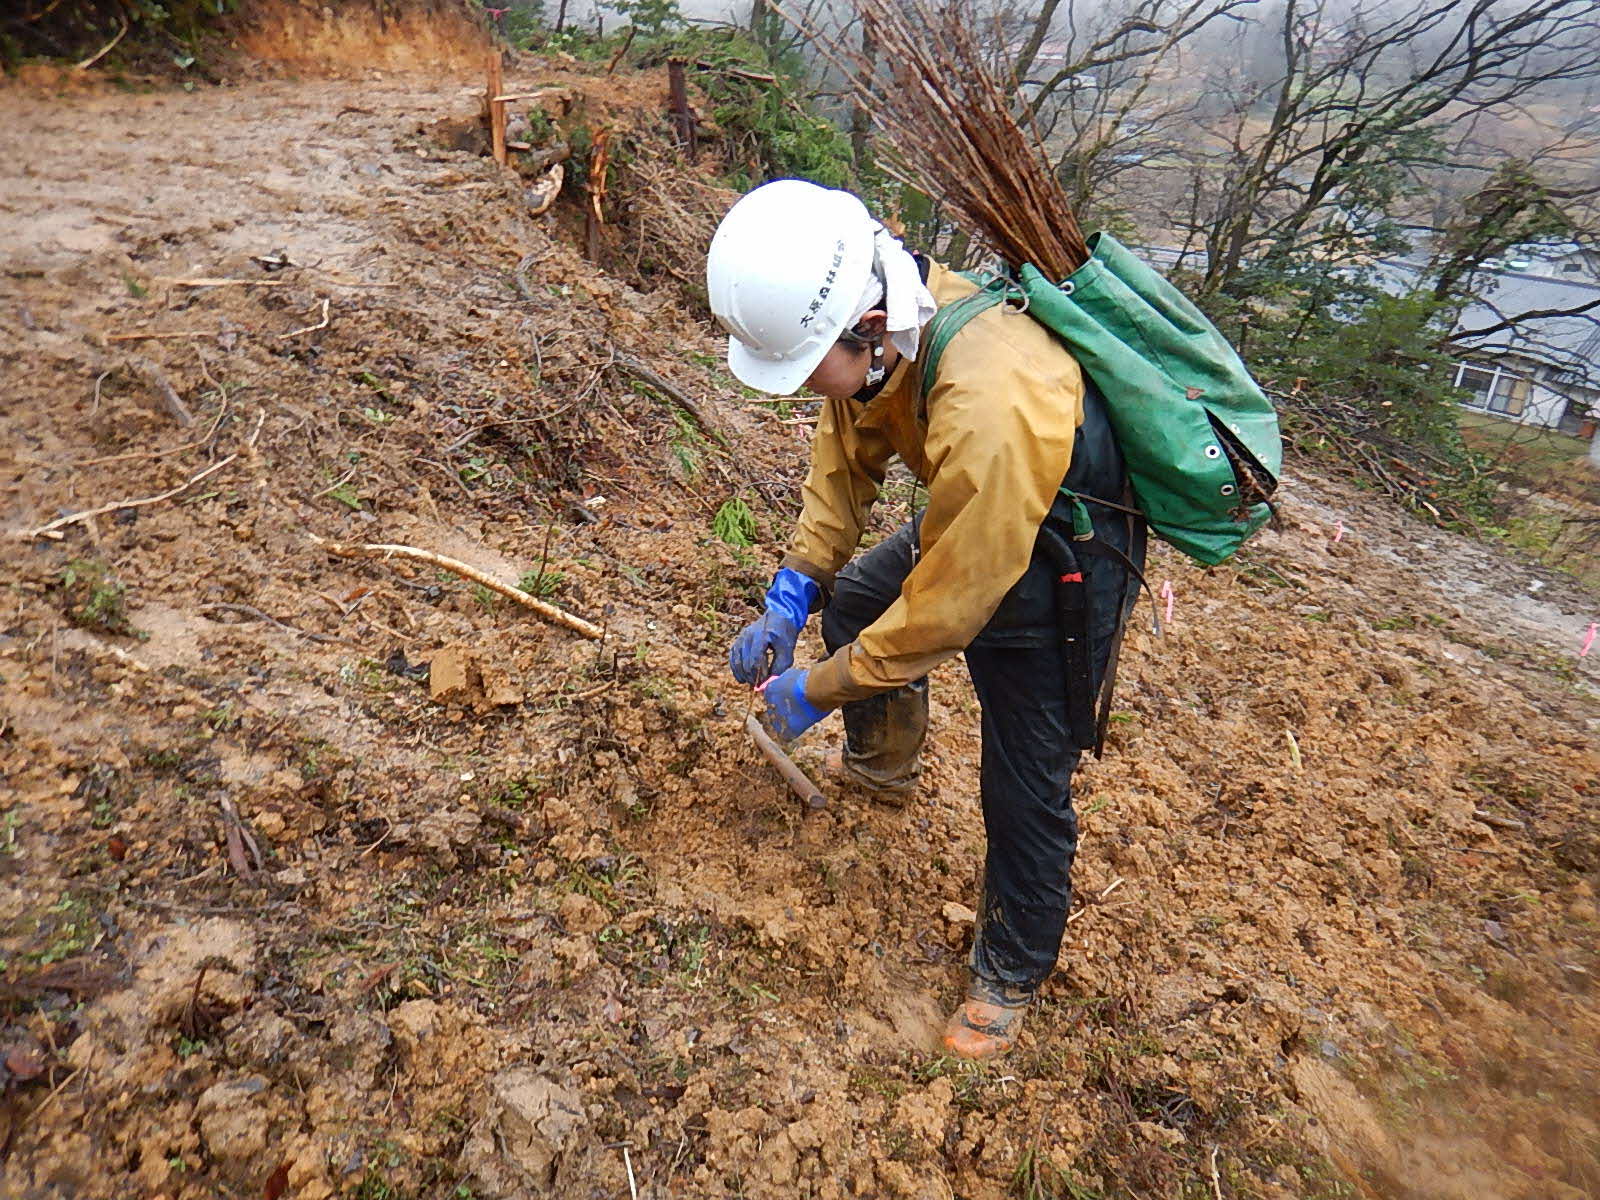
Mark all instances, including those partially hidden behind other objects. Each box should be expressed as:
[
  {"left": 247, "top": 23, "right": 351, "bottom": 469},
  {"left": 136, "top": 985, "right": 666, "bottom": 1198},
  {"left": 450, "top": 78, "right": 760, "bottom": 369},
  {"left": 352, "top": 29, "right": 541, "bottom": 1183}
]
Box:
[{"left": 778, "top": 0, "right": 1090, "bottom": 277}]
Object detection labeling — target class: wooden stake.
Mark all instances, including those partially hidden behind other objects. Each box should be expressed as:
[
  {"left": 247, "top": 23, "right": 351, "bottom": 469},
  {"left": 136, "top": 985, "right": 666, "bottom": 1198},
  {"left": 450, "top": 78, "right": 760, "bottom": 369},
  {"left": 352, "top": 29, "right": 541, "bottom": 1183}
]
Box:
[
  {"left": 667, "top": 60, "right": 697, "bottom": 158},
  {"left": 585, "top": 128, "right": 612, "bottom": 261},
  {"left": 486, "top": 53, "right": 508, "bottom": 167},
  {"left": 745, "top": 715, "right": 826, "bottom": 809},
  {"left": 312, "top": 536, "right": 603, "bottom": 640}
]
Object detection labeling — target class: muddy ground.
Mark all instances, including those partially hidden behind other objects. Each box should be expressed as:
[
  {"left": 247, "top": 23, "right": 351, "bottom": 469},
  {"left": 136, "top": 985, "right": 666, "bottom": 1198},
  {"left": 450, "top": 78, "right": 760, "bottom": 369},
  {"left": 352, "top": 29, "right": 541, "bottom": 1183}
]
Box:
[{"left": 1, "top": 37, "right": 1598, "bottom": 1200}]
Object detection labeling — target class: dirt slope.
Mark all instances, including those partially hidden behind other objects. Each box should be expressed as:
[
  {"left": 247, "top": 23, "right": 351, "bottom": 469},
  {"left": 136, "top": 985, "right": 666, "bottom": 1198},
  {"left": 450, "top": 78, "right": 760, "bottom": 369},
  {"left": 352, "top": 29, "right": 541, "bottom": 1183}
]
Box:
[{"left": 1, "top": 51, "right": 1598, "bottom": 1200}]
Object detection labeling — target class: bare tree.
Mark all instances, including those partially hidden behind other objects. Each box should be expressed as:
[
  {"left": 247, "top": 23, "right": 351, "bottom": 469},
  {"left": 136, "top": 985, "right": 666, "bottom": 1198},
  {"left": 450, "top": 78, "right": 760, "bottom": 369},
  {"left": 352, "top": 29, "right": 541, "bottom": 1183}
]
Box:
[
  {"left": 1175, "top": 0, "right": 1600, "bottom": 298},
  {"left": 984, "top": 0, "right": 1251, "bottom": 223}
]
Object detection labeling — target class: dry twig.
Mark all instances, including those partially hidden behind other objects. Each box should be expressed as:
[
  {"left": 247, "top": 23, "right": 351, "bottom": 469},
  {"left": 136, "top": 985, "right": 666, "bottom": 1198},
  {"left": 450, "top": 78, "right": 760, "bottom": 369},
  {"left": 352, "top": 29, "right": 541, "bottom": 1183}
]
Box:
[
  {"left": 90, "top": 369, "right": 109, "bottom": 417},
  {"left": 199, "top": 603, "right": 340, "bottom": 645},
  {"left": 311, "top": 536, "right": 604, "bottom": 640},
  {"left": 278, "top": 298, "right": 331, "bottom": 340},
  {"left": 1066, "top": 877, "right": 1128, "bottom": 925},
  {"left": 612, "top": 352, "right": 727, "bottom": 446},
  {"left": 18, "top": 456, "right": 236, "bottom": 541},
  {"left": 108, "top": 330, "right": 218, "bottom": 343},
  {"left": 158, "top": 277, "right": 290, "bottom": 289},
  {"left": 75, "top": 20, "right": 126, "bottom": 69},
  {"left": 28, "top": 1066, "right": 83, "bottom": 1123}
]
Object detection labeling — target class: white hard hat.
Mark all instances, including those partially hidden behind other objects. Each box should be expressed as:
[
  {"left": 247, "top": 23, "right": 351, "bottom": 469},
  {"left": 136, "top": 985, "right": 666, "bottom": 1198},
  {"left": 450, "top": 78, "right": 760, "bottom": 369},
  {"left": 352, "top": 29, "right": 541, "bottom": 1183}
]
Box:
[{"left": 706, "top": 179, "right": 879, "bottom": 395}]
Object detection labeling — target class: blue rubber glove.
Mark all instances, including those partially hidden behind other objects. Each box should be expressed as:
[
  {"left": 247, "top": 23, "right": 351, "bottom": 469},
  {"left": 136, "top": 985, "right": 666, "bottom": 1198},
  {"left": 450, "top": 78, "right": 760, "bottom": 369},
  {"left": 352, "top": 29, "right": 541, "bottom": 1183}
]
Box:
[
  {"left": 729, "top": 568, "right": 821, "bottom": 685},
  {"left": 759, "top": 666, "right": 829, "bottom": 742}
]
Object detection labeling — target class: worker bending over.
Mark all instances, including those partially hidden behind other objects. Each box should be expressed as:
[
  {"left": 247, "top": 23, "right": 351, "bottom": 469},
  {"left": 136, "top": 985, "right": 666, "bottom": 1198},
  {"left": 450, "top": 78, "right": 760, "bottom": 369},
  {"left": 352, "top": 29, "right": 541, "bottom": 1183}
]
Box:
[{"left": 709, "top": 180, "right": 1142, "bottom": 1059}]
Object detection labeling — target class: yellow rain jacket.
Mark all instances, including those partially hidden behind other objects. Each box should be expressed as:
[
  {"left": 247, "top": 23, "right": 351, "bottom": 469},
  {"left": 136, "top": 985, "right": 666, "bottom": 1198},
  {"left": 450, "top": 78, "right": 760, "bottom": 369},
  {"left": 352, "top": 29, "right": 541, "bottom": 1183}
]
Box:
[{"left": 783, "top": 262, "right": 1088, "bottom": 711}]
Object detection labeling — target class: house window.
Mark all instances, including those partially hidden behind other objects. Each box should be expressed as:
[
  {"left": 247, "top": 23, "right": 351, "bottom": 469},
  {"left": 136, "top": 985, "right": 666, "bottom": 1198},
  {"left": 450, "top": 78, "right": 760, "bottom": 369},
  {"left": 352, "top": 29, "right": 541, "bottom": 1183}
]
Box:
[
  {"left": 1454, "top": 361, "right": 1528, "bottom": 416},
  {"left": 1489, "top": 373, "right": 1529, "bottom": 416},
  {"left": 1456, "top": 365, "right": 1496, "bottom": 407}
]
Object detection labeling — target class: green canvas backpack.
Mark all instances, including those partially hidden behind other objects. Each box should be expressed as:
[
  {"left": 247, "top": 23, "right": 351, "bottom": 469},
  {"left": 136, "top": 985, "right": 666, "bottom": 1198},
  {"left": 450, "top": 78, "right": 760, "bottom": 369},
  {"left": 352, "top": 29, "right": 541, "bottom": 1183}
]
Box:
[{"left": 919, "top": 232, "right": 1282, "bottom": 567}]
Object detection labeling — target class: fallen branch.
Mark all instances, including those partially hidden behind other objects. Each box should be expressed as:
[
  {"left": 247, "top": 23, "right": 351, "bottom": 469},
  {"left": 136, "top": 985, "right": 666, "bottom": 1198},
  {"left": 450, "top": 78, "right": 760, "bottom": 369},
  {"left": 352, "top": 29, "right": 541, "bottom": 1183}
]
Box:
[
  {"left": 159, "top": 277, "right": 290, "bottom": 289},
  {"left": 75, "top": 19, "right": 127, "bottom": 70},
  {"left": 492, "top": 90, "right": 570, "bottom": 104},
  {"left": 744, "top": 714, "right": 825, "bottom": 810},
  {"left": 1473, "top": 809, "right": 1527, "bottom": 833},
  {"left": 513, "top": 251, "right": 542, "bottom": 300},
  {"left": 219, "top": 798, "right": 262, "bottom": 880},
  {"left": 311, "top": 536, "right": 604, "bottom": 640},
  {"left": 693, "top": 58, "right": 777, "bottom": 84},
  {"left": 612, "top": 352, "right": 727, "bottom": 446},
  {"left": 199, "top": 602, "right": 340, "bottom": 645},
  {"left": 18, "top": 455, "right": 236, "bottom": 541},
  {"left": 606, "top": 26, "right": 636, "bottom": 74},
  {"left": 108, "top": 330, "right": 217, "bottom": 342}
]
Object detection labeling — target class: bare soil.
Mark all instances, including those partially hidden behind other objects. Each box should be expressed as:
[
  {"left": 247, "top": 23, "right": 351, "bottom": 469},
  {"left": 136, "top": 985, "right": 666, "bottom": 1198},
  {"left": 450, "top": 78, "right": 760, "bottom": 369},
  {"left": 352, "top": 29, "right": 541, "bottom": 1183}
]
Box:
[{"left": 1, "top": 41, "right": 1598, "bottom": 1200}]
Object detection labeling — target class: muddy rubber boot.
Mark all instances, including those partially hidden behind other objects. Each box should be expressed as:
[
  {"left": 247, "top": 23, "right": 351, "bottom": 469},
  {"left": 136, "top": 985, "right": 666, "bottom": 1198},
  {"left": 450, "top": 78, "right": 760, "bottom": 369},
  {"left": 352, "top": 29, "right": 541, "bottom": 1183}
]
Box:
[
  {"left": 942, "top": 979, "right": 1030, "bottom": 1060},
  {"left": 833, "top": 680, "right": 928, "bottom": 805}
]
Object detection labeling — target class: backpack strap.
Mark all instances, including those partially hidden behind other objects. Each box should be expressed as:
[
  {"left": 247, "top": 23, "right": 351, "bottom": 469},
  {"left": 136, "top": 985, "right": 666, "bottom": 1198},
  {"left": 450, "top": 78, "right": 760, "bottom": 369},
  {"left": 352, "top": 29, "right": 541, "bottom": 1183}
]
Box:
[
  {"left": 1054, "top": 485, "right": 1155, "bottom": 759},
  {"left": 1088, "top": 499, "right": 1148, "bottom": 758},
  {"left": 918, "top": 275, "right": 1012, "bottom": 396}
]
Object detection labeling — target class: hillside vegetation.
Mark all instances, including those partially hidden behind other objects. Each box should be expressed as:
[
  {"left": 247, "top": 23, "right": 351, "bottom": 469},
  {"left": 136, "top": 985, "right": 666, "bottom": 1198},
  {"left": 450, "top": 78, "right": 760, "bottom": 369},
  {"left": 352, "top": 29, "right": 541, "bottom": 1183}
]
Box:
[{"left": 1, "top": 11, "right": 1598, "bottom": 1200}]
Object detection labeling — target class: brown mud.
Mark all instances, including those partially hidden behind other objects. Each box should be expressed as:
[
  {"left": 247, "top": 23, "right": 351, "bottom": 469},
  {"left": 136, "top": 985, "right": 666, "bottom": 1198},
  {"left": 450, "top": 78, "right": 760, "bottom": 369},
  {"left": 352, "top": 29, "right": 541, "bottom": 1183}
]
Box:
[{"left": 1, "top": 37, "right": 1598, "bottom": 1200}]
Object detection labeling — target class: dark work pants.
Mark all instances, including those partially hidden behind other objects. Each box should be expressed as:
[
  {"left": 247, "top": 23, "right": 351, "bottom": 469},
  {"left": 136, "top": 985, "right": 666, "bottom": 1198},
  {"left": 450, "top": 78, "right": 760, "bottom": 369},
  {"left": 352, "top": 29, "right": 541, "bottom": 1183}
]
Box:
[{"left": 821, "top": 515, "right": 1110, "bottom": 998}]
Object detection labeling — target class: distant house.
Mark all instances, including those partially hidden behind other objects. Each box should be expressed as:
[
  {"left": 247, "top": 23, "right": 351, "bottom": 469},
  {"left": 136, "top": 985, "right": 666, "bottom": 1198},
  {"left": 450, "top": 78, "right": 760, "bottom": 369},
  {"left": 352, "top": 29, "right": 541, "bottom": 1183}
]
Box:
[
  {"left": 1449, "top": 268, "right": 1600, "bottom": 438},
  {"left": 1369, "top": 249, "right": 1600, "bottom": 440},
  {"left": 1484, "top": 240, "right": 1600, "bottom": 283}
]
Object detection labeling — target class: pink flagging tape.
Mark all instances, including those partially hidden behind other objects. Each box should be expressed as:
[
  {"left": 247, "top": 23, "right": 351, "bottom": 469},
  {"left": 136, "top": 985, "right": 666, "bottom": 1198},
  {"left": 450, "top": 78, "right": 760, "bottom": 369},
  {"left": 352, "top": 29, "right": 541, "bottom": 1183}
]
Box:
[
  {"left": 1582, "top": 622, "right": 1597, "bottom": 659},
  {"left": 1333, "top": 520, "right": 1345, "bottom": 544},
  {"left": 1160, "top": 580, "right": 1175, "bottom": 625}
]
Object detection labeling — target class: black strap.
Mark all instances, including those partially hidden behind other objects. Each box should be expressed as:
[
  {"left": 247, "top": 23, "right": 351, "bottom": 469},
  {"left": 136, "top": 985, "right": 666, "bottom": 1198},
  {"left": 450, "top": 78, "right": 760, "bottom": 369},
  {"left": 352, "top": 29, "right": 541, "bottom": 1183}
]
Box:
[
  {"left": 1036, "top": 527, "right": 1099, "bottom": 752},
  {"left": 1089, "top": 508, "right": 1147, "bottom": 758},
  {"left": 1071, "top": 536, "right": 1158, "bottom": 634}
]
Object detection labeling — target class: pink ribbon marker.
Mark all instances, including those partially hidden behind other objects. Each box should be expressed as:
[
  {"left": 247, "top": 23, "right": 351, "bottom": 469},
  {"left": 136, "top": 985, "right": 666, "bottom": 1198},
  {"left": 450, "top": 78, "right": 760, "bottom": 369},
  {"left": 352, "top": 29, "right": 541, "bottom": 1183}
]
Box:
[
  {"left": 1582, "top": 622, "right": 1597, "bottom": 659},
  {"left": 1160, "top": 580, "right": 1175, "bottom": 625},
  {"left": 1333, "top": 520, "right": 1345, "bottom": 544}
]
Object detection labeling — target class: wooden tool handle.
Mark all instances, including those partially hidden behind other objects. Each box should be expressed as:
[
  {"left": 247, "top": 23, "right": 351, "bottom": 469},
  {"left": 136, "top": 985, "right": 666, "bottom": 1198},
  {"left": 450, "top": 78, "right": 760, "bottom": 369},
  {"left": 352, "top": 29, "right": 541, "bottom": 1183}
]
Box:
[{"left": 744, "top": 715, "right": 826, "bottom": 810}]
